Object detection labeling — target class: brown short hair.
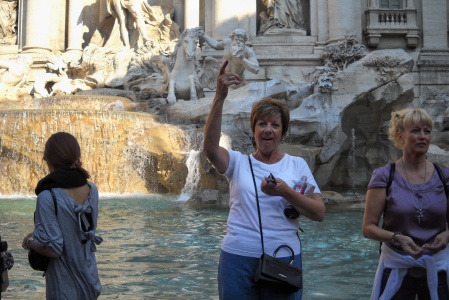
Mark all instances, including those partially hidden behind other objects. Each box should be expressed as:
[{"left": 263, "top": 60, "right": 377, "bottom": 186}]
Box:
[
  {"left": 44, "top": 132, "right": 90, "bottom": 179},
  {"left": 250, "top": 97, "right": 290, "bottom": 137},
  {"left": 388, "top": 107, "right": 433, "bottom": 149}
]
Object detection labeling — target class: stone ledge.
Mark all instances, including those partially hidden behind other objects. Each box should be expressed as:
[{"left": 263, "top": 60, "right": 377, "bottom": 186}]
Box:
[{"left": 184, "top": 189, "right": 366, "bottom": 209}]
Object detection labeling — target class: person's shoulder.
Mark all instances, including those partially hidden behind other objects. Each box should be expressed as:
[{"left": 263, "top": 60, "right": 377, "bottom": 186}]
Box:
[
  {"left": 87, "top": 181, "right": 99, "bottom": 194},
  {"left": 374, "top": 163, "right": 392, "bottom": 173},
  {"left": 284, "top": 153, "right": 306, "bottom": 164},
  {"left": 36, "top": 189, "right": 52, "bottom": 200},
  {"left": 371, "top": 163, "right": 393, "bottom": 180},
  {"left": 434, "top": 163, "right": 449, "bottom": 180},
  {"left": 36, "top": 190, "right": 56, "bottom": 209}
]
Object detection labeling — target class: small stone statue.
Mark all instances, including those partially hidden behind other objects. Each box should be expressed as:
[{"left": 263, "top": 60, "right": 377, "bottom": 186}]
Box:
[{"left": 200, "top": 28, "right": 259, "bottom": 89}]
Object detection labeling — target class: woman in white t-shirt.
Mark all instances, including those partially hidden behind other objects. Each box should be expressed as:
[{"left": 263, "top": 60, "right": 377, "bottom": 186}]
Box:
[{"left": 203, "top": 61, "right": 325, "bottom": 300}]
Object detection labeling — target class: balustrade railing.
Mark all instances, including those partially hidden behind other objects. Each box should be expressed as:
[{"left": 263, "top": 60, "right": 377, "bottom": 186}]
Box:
[
  {"left": 365, "top": 8, "right": 419, "bottom": 48},
  {"left": 377, "top": 12, "right": 407, "bottom": 25}
]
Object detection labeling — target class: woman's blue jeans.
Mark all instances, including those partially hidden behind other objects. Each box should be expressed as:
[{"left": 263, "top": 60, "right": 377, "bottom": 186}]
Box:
[{"left": 218, "top": 250, "right": 303, "bottom": 300}]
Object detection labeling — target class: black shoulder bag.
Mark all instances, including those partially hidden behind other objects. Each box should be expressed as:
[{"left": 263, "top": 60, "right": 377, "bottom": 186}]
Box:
[
  {"left": 28, "top": 189, "right": 57, "bottom": 275},
  {"left": 248, "top": 156, "right": 303, "bottom": 293}
]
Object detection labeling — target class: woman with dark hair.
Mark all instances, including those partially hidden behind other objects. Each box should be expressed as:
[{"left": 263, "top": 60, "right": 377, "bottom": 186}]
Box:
[
  {"left": 22, "top": 132, "right": 102, "bottom": 300},
  {"left": 203, "top": 61, "right": 325, "bottom": 299}
]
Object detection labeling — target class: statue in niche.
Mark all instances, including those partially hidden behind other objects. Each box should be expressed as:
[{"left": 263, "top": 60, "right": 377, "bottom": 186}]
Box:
[
  {"left": 94, "top": 4, "right": 179, "bottom": 57},
  {"left": 0, "top": 54, "right": 33, "bottom": 99},
  {"left": 0, "top": 0, "right": 17, "bottom": 45},
  {"left": 107, "top": 0, "right": 156, "bottom": 48},
  {"left": 260, "top": 0, "right": 304, "bottom": 34},
  {"left": 200, "top": 28, "right": 259, "bottom": 89}
]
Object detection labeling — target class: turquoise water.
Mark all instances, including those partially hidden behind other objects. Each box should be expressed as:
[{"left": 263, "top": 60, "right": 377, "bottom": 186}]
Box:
[{"left": 0, "top": 196, "right": 378, "bottom": 299}]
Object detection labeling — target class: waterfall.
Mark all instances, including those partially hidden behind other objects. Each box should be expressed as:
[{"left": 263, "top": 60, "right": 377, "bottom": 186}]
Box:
[
  {"left": 0, "top": 96, "right": 189, "bottom": 195},
  {"left": 350, "top": 128, "right": 356, "bottom": 194},
  {"left": 178, "top": 127, "right": 203, "bottom": 201}
]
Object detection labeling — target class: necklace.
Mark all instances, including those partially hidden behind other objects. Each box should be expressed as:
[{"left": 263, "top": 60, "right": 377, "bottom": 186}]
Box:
[{"left": 401, "top": 158, "right": 426, "bottom": 224}]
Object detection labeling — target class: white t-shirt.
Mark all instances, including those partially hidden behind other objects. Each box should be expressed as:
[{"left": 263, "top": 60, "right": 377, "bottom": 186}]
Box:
[{"left": 221, "top": 150, "right": 321, "bottom": 258}]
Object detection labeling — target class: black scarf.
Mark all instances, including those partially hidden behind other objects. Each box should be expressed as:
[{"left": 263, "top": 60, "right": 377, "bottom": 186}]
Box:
[{"left": 35, "top": 167, "right": 87, "bottom": 196}]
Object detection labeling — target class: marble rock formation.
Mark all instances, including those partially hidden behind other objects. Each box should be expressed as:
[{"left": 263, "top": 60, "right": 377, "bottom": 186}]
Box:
[{"left": 168, "top": 49, "right": 449, "bottom": 196}]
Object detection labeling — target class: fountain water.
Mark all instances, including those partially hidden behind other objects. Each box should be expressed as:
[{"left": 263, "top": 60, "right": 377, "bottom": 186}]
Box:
[
  {"left": 0, "top": 96, "right": 190, "bottom": 195},
  {"left": 350, "top": 128, "right": 356, "bottom": 194},
  {"left": 178, "top": 127, "right": 204, "bottom": 201}
]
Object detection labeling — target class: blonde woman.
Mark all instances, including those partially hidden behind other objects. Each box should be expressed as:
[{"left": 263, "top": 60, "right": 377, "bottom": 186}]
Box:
[{"left": 362, "top": 108, "right": 449, "bottom": 299}]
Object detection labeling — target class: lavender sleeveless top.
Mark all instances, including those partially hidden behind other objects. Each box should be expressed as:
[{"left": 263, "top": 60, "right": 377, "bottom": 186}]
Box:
[{"left": 368, "top": 163, "right": 449, "bottom": 249}]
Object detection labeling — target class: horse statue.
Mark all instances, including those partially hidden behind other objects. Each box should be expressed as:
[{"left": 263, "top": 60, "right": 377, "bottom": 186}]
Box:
[{"left": 166, "top": 26, "right": 205, "bottom": 105}]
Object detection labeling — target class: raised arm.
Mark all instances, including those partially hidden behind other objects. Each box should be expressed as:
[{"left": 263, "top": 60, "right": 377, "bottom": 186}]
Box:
[
  {"left": 200, "top": 32, "right": 224, "bottom": 50},
  {"left": 203, "top": 61, "right": 241, "bottom": 174}
]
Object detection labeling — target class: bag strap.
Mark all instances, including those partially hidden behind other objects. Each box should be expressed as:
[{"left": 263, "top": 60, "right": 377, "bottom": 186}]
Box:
[
  {"left": 248, "top": 155, "right": 265, "bottom": 254},
  {"left": 386, "top": 162, "right": 447, "bottom": 197},
  {"left": 49, "top": 189, "right": 58, "bottom": 216},
  {"left": 34, "top": 189, "right": 58, "bottom": 222},
  {"left": 433, "top": 163, "right": 448, "bottom": 198},
  {"left": 379, "top": 163, "right": 395, "bottom": 254},
  {"left": 273, "top": 245, "right": 295, "bottom": 263},
  {"left": 386, "top": 162, "right": 395, "bottom": 196}
]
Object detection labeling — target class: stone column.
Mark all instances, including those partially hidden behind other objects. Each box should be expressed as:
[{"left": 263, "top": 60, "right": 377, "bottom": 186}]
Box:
[
  {"left": 368, "top": 0, "right": 378, "bottom": 9},
  {"left": 417, "top": 1, "right": 449, "bottom": 97},
  {"left": 184, "top": 0, "right": 200, "bottom": 30},
  {"left": 421, "top": 0, "right": 447, "bottom": 50},
  {"left": 172, "top": 0, "right": 185, "bottom": 32},
  {"left": 327, "top": 0, "right": 355, "bottom": 43},
  {"left": 66, "top": 0, "right": 84, "bottom": 54},
  {"left": 22, "top": 0, "right": 52, "bottom": 52},
  {"left": 206, "top": 0, "right": 255, "bottom": 40},
  {"left": 316, "top": 0, "right": 329, "bottom": 45},
  {"left": 405, "top": 0, "right": 415, "bottom": 8},
  {"left": 310, "top": 0, "right": 318, "bottom": 37}
]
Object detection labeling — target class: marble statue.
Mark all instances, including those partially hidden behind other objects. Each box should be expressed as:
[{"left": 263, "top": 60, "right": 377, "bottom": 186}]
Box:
[
  {"left": 261, "top": 0, "right": 304, "bottom": 33},
  {"left": 200, "top": 28, "right": 259, "bottom": 89},
  {"left": 107, "top": 0, "right": 155, "bottom": 47},
  {"left": 0, "top": 0, "right": 17, "bottom": 44},
  {"left": 0, "top": 54, "right": 33, "bottom": 99},
  {"left": 166, "top": 27, "right": 204, "bottom": 105},
  {"left": 33, "top": 54, "right": 69, "bottom": 98}
]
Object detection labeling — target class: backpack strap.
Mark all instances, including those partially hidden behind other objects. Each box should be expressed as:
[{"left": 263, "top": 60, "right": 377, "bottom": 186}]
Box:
[
  {"left": 34, "top": 189, "right": 58, "bottom": 222},
  {"left": 380, "top": 163, "right": 395, "bottom": 254},
  {"left": 386, "top": 162, "right": 395, "bottom": 195},
  {"left": 433, "top": 163, "right": 448, "bottom": 198},
  {"left": 49, "top": 189, "right": 58, "bottom": 216}
]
